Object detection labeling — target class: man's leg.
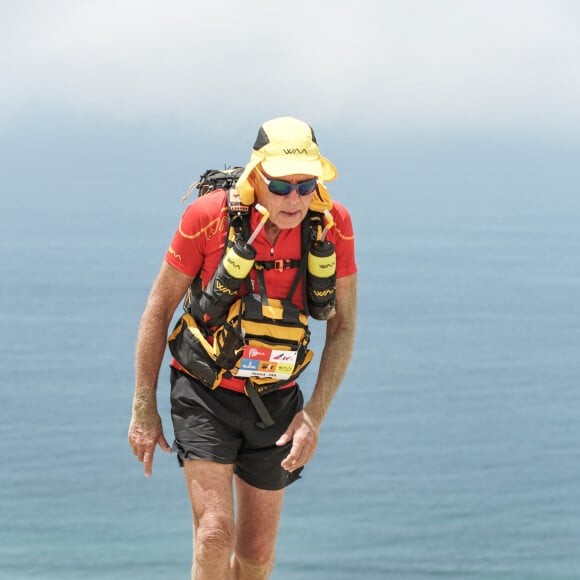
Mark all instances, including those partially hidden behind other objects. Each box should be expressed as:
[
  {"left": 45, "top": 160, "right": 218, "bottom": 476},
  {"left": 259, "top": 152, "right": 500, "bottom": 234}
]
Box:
[
  {"left": 183, "top": 459, "right": 236, "bottom": 580},
  {"left": 230, "top": 475, "right": 285, "bottom": 580}
]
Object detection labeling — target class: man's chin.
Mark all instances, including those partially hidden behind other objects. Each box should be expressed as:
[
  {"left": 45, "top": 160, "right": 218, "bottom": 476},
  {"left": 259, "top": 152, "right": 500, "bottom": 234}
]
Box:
[{"left": 273, "top": 212, "right": 304, "bottom": 230}]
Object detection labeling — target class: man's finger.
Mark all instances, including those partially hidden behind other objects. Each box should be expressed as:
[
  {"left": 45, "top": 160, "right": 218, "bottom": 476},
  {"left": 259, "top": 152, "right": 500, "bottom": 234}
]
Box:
[
  {"left": 159, "top": 434, "right": 172, "bottom": 453},
  {"left": 277, "top": 412, "right": 302, "bottom": 447},
  {"left": 281, "top": 439, "right": 304, "bottom": 470},
  {"left": 143, "top": 449, "right": 154, "bottom": 478},
  {"left": 276, "top": 429, "right": 292, "bottom": 447}
]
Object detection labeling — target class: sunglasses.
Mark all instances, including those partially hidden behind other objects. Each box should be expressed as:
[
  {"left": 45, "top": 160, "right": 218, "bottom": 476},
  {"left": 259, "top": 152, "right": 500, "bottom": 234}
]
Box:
[{"left": 257, "top": 168, "right": 318, "bottom": 196}]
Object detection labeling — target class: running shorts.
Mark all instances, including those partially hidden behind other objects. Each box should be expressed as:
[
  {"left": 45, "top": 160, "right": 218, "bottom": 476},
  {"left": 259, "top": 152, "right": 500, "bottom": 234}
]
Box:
[{"left": 170, "top": 367, "right": 304, "bottom": 490}]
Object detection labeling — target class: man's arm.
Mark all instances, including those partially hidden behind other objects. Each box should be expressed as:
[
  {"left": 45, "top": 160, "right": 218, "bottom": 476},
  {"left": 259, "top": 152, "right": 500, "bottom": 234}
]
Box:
[
  {"left": 128, "top": 261, "right": 194, "bottom": 477},
  {"left": 277, "top": 273, "right": 358, "bottom": 471}
]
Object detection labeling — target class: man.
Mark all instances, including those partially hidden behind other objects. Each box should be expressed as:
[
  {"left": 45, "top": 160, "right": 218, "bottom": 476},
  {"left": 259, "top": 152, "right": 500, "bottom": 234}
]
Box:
[{"left": 128, "top": 116, "right": 357, "bottom": 579}]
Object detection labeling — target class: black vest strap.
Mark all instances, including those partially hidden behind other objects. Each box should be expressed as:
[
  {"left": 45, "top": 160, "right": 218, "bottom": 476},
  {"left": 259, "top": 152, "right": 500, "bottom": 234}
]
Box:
[
  {"left": 245, "top": 382, "right": 275, "bottom": 429},
  {"left": 254, "top": 258, "right": 302, "bottom": 271}
]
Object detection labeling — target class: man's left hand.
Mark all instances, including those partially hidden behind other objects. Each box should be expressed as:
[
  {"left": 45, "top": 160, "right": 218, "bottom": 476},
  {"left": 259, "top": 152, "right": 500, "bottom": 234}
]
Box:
[{"left": 276, "top": 410, "right": 319, "bottom": 472}]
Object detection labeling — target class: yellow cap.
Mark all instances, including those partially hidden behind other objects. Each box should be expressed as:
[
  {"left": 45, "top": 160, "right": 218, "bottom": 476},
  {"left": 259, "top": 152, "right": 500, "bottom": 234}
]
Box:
[{"left": 236, "top": 117, "right": 337, "bottom": 212}]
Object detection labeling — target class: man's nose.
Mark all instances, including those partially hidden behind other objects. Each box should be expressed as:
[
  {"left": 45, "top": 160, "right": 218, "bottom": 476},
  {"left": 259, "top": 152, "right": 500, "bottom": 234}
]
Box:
[{"left": 284, "top": 189, "right": 302, "bottom": 203}]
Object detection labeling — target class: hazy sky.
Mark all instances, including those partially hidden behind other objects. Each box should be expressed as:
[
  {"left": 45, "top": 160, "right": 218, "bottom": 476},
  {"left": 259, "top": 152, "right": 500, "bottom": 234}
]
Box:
[{"left": 2, "top": 0, "right": 580, "bottom": 136}]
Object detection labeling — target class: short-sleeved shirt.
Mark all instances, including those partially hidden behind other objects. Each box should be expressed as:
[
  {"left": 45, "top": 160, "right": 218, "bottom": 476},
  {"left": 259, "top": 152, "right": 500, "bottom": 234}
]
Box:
[{"left": 165, "top": 189, "right": 357, "bottom": 391}]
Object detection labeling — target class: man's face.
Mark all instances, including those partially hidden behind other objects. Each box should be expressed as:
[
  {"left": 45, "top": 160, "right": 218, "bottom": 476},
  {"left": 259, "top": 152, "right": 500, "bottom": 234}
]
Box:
[{"left": 249, "top": 168, "right": 316, "bottom": 230}]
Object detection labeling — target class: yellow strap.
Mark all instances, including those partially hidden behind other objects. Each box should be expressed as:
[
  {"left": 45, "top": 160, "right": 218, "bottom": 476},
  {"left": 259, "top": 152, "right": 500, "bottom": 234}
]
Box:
[{"left": 191, "top": 326, "right": 217, "bottom": 361}]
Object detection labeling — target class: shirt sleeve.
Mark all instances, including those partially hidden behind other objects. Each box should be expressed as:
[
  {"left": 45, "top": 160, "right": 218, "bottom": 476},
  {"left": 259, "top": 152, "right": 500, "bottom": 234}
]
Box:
[
  {"left": 330, "top": 201, "right": 358, "bottom": 279},
  {"left": 164, "top": 192, "right": 229, "bottom": 277}
]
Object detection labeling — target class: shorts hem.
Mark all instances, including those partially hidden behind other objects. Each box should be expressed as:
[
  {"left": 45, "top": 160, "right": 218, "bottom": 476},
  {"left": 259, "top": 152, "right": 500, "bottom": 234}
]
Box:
[
  {"left": 173, "top": 442, "right": 235, "bottom": 468},
  {"left": 234, "top": 466, "right": 303, "bottom": 491}
]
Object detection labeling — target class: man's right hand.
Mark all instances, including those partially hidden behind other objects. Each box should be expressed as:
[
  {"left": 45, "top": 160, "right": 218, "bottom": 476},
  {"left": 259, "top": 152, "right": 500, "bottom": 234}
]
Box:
[{"left": 128, "top": 411, "right": 172, "bottom": 477}]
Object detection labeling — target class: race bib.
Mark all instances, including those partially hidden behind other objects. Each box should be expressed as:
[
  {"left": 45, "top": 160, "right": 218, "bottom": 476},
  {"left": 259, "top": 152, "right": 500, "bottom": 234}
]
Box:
[{"left": 236, "top": 346, "right": 298, "bottom": 380}]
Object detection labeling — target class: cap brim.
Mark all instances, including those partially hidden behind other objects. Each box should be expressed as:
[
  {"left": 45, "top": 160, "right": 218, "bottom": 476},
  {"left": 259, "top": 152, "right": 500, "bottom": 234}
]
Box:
[{"left": 261, "top": 156, "right": 337, "bottom": 182}]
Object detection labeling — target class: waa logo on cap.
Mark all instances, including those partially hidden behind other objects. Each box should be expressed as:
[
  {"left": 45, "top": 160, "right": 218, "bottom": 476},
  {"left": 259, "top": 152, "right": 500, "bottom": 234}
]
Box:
[{"left": 283, "top": 148, "right": 308, "bottom": 155}]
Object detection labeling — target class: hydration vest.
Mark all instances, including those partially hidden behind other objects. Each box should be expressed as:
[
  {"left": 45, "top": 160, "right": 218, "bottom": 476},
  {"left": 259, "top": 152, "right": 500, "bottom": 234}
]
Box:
[{"left": 168, "top": 168, "right": 336, "bottom": 427}]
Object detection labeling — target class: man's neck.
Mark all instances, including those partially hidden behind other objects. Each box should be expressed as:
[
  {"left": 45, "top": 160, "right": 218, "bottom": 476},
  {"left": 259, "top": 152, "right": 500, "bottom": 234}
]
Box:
[{"left": 264, "top": 221, "right": 280, "bottom": 246}]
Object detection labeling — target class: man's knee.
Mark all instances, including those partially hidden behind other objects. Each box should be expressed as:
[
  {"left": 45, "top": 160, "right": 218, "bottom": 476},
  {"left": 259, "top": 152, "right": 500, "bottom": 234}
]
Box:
[
  {"left": 236, "top": 529, "right": 277, "bottom": 565},
  {"left": 232, "top": 553, "right": 275, "bottom": 579},
  {"left": 195, "top": 516, "right": 235, "bottom": 562}
]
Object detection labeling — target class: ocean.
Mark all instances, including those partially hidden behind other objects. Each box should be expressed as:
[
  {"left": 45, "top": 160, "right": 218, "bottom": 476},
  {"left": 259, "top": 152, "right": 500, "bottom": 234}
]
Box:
[{"left": 1, "top": 180, "right": 579, "bottom": 579}]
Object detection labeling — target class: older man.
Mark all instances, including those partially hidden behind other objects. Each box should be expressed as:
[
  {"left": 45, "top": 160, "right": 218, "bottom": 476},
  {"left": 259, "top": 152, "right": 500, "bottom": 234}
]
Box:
[{"left": 128, "top": 117, "right": 357, "bottom": 579}]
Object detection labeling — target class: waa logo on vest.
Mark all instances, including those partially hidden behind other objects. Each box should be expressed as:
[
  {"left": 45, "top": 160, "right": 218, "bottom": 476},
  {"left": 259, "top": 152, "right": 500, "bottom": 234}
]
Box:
[{"left": 283, "top": 148, "right": 308, "bottom": 155}]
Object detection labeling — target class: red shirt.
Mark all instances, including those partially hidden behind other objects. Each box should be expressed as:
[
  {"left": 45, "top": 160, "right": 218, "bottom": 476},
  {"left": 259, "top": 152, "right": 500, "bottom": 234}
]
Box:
[{"left": 165, "top": 189, "right": 357, "bottom": 391}]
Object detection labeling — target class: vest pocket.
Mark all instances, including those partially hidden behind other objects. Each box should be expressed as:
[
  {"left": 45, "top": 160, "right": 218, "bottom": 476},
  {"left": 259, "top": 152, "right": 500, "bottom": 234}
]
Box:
[{"left": 168, "top": 314, "right": 224, "bottom": 389}]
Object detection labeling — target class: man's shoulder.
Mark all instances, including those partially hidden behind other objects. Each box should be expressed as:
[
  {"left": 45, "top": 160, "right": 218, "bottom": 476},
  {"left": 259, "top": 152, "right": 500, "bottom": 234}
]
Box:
[
  {"left": 178, "top": 189, "right": 230, "bottom": 240},
  {"left": 329, "top": 199, "right": 351, "bottom": 217},
  {"left": 328, "top": 200, "right": 354, "bottom": 229},
  {"left": 326, "top": 200, "right": 355, "bottom": 243}
]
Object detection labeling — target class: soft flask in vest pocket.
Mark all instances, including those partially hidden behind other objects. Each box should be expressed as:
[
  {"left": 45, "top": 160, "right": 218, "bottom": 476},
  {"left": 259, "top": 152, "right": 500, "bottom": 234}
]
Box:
[
  {"left": 193, "top": 203, "right": 270, "bottom": 327},
  {"left": 307, "top": 240, "right": 337, "bottom": 320},
  {"left": 195, "top": 240, "right": 256, "bottom": 327}
]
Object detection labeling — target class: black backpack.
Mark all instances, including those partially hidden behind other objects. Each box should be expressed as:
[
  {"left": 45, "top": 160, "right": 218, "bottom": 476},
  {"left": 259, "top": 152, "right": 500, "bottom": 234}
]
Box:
[{"left": 182, "top": 167, "right": 244, "bottom": 200}]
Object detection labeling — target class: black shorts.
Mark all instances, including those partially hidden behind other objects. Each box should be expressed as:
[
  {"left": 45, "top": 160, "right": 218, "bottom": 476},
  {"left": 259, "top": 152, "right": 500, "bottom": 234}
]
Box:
[{"left": 170, "top": 368, "right": 304, "bottom": 490}]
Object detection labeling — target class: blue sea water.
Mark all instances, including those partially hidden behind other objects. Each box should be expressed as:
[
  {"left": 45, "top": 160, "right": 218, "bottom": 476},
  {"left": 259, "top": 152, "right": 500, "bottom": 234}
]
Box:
[{"left": 1, "top": 181, "right": 579, "bottom": 579}]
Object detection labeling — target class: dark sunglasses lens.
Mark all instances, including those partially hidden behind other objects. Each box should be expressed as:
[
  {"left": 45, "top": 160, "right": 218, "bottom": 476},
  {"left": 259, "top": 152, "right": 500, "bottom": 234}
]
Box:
[
  {"left": 297, "top": 179, "right": 317, "bottom": 195},
  {"left": 268, "top": 178, "right": 318, "bottom": 196},
  {"left": 268, "top": 180, "right": 292, "bottom": 195}
]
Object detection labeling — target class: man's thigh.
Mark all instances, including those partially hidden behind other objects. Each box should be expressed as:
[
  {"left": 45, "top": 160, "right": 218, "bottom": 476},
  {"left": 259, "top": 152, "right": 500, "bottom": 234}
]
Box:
[
  {"left": 183, "top": 459, "right": 235, "bottom": 528},
  {"left": 234, "top": 475, "right": 285, "bottom": 561}
]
